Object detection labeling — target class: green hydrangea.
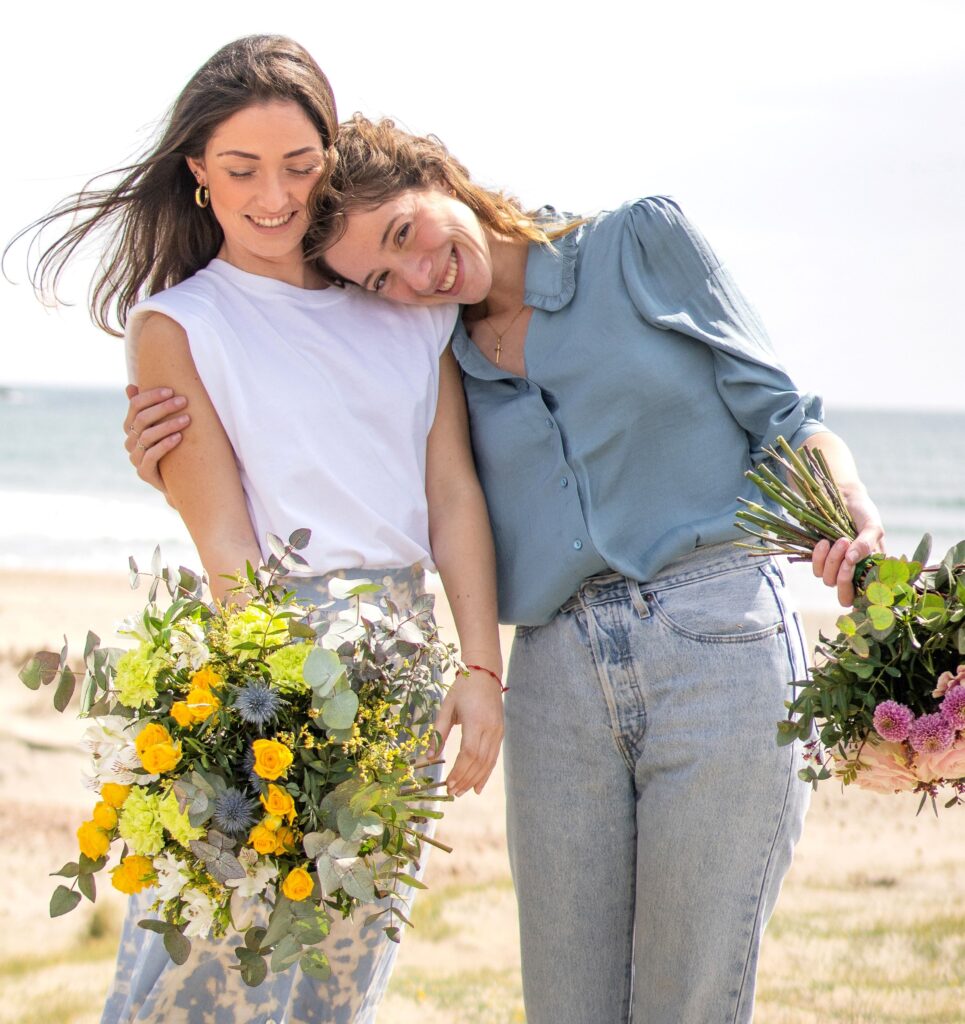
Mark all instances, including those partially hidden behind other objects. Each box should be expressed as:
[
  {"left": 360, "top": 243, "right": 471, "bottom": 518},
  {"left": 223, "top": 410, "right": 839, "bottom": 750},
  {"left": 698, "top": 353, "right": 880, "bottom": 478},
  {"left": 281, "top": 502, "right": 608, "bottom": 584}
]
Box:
[
  {"left": 115, "top": 642, "right": 168, "bottom": 709},
  {"left": 224, "top": 606, "right": 289, "bottom": 663},
  {"left": 118, "top": 786, "right": 165, "bottom": 856},
  {"left": 265, "top": 643, "right": 311, "bottom": 695},
  {"left": 159, "top": 790, "right": 205, "bottom": 848}
]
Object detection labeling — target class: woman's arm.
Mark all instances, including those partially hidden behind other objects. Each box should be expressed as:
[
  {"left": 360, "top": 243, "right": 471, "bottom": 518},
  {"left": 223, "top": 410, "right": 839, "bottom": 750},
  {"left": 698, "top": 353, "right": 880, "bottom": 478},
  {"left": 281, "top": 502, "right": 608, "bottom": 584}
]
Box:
[
  {"left": 426, "top": 346, "right": 504, "bottom": 797},
  {"left": 136, "top": 312, "right": 261, "bottom": 601},
  {"left": 802, "top": 431, "right": 885, "bottom": 607}
]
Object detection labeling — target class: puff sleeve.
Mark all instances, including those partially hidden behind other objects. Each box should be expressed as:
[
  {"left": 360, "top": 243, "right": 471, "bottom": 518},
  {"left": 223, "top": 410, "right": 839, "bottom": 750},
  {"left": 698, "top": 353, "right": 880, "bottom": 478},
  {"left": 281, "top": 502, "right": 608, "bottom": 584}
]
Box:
[{"left": 620, "top": 195, "right": 825, "bottom": 458}]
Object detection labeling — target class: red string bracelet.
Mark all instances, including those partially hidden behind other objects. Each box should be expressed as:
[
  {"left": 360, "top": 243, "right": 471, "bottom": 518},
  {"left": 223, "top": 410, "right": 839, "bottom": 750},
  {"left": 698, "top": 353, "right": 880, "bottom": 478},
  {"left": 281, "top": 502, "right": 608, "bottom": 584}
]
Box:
[{"left": 465, "top": 663, "right": 509, "bottom": 693}]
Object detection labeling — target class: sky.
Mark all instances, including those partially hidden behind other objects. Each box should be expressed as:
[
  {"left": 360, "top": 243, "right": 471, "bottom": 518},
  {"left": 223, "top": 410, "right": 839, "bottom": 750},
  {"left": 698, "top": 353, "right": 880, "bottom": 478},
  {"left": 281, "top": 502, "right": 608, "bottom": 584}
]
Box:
[{"left": 2, "top": 0, "right": 963, "bottom": 410}]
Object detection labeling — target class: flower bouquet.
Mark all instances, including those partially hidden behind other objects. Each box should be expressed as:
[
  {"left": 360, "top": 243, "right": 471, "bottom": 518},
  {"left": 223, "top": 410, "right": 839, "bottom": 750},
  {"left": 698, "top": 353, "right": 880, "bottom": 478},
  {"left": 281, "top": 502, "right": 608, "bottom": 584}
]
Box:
[
  {"left": 20, "top": 529, "right": 459, "bottom": 985},
  {"left": 735, "top": 437, "right": 965, "bottom": 811}
]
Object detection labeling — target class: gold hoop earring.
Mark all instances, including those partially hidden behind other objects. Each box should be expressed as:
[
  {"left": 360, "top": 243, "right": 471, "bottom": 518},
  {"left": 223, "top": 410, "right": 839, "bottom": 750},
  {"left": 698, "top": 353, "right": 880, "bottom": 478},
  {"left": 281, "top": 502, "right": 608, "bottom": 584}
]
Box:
[{"left": 194, "top": 184, "right": 210, "bottom": 209}]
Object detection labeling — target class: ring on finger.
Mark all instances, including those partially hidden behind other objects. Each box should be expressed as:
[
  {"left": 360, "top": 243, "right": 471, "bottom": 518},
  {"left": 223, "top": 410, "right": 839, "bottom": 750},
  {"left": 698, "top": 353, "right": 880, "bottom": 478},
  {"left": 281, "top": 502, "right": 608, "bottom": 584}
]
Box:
[{"left": 136, "top": 441, "right": 147, "bottom": 452}]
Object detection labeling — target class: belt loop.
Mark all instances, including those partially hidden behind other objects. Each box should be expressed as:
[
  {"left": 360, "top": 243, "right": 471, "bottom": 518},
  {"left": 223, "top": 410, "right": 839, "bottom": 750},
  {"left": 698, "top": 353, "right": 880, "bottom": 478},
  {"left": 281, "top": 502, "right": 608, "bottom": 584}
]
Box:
[{"left": 627, "top": 578, "right": 651, "bottom": 619}]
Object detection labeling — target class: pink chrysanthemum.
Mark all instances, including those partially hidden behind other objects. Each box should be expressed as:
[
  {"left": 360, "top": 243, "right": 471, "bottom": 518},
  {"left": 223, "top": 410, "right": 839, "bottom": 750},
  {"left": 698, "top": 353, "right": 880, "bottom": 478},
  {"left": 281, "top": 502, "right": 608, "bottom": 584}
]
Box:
[
  {"left": 940, "top": 685, "right": 965, "bottom": 731},
  {"left": 907, "top": 713, "right": 955, "bottom": 755},
  {"left": 872, "top": 700, "right": 915, "bottom": 742},
  {"left": 933, "top": 664, "right": 965, "bottom": 699}
]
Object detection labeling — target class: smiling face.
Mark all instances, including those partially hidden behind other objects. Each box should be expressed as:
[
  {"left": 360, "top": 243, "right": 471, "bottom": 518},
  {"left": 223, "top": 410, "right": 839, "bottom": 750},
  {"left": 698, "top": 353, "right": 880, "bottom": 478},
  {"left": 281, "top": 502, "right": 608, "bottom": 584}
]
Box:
[
  {"left": 323, "top": 185, "right": 495, "bottom": 306},
  {"left": 187, "top": 99, "right": 327, "bottom": 280}
]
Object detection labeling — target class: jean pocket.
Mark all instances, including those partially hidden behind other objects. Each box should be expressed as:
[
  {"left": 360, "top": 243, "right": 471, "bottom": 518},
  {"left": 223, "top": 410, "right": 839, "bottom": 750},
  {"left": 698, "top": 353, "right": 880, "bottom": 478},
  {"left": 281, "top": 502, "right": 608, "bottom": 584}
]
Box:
[{"left": 646, "top": 563, "right": 786, "bottom": 644}]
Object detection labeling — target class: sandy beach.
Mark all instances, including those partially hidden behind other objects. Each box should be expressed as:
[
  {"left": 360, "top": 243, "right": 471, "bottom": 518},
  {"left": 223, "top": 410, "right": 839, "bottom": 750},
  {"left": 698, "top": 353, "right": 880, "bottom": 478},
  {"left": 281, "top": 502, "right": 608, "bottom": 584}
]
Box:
[{"left": 1, "top": 567, "right": 963, "bottom": 1023}]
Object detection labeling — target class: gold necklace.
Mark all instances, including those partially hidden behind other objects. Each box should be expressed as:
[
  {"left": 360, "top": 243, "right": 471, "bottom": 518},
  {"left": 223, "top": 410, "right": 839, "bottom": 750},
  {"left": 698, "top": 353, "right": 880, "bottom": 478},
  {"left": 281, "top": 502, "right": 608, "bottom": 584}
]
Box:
[{"left": 480, "top": 303, "right": 528, "bottom": 365}]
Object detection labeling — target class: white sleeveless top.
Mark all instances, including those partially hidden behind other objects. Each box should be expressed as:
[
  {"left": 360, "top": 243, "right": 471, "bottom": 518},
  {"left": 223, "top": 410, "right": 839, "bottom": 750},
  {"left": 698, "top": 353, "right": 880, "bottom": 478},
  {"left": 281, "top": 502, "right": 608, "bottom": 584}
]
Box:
[{"left": 126, "top": 259, "right": 458, "bottom": 574}]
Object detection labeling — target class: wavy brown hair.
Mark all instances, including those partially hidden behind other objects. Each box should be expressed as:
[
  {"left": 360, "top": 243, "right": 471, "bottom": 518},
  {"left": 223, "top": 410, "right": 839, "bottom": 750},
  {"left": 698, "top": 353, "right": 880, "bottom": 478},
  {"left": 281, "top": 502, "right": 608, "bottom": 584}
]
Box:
[
  {"left": 6, "top": 35, "right": 338, "bottom": 336},
  {"left": 307, "top": 115, "right": 579, "bottom": 276}
]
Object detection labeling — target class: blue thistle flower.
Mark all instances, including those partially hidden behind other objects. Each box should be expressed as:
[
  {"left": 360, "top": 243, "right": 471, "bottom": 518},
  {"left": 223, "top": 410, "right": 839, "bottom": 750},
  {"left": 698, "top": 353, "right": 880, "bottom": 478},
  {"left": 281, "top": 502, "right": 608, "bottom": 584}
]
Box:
[
  {"left": 233, "top": 680, "right": 285, "bottom": 729},
  {"left": 211, "top": 787, "right": 258, "bottom": 837},
  {"left": 240, "top": 748, "right": 262, "bottom": 786}
]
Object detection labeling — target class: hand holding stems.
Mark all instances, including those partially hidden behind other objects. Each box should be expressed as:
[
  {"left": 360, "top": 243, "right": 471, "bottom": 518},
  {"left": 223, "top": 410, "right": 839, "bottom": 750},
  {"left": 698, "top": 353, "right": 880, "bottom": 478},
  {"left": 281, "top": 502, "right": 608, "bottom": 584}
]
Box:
[
  {"left": 801, "top": 432, "right": 885, "bottom": 606},
  {"left": 736, "top": 431, "right": 885, "bottom": 608}
]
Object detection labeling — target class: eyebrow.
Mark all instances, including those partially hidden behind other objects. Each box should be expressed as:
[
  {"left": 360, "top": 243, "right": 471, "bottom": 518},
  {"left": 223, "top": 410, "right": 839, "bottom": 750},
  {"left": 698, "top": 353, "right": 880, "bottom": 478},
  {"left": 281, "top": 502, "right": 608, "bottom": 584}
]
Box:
[
  {"left": 360, "top": 213, "right": 403, "bottom": 290},
  {"left": 215, "top": 146, "right": 321, "bottom": 159}
]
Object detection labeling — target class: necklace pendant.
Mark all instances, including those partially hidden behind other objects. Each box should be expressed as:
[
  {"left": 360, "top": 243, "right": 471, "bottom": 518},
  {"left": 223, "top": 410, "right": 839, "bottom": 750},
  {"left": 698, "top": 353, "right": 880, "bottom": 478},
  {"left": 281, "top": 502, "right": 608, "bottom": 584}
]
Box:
[{"left": 495, "top": 339, "right": 502, "bottom": 365}]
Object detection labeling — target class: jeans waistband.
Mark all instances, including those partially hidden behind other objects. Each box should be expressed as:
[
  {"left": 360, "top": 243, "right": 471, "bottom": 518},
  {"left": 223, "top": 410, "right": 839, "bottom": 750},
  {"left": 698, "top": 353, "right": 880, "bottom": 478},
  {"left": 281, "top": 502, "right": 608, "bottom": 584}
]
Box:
[{"left": 559, "top": 543, "right": 771, "bottom": 613}]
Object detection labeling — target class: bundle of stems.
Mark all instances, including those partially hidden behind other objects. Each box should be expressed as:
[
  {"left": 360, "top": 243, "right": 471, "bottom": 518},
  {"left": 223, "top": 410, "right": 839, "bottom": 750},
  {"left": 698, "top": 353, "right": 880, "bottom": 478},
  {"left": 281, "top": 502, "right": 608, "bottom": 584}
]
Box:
[{"left": 735, "top": 436, "right": 857, "bottom": 561}]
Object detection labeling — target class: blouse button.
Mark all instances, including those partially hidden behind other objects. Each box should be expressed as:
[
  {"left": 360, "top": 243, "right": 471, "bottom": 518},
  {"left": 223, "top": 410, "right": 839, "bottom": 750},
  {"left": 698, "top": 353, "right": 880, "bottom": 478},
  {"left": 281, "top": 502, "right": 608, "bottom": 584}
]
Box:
[
  {"left": 573, "top": 539, "right": 583, "bottom": 550},
  {"left": 545, "top": 417, "right": 554, "bottom": 428},
  {"left": 560, "top": 477, "right": 568, "bottom": 488}
]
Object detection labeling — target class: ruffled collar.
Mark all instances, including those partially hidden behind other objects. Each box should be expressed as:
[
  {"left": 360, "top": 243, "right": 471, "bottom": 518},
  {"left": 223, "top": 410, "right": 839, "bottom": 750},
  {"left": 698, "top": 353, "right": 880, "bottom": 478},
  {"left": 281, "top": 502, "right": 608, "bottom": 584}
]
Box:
[{"left": 452, "top": 219, "right": 579, "bottom": 380}]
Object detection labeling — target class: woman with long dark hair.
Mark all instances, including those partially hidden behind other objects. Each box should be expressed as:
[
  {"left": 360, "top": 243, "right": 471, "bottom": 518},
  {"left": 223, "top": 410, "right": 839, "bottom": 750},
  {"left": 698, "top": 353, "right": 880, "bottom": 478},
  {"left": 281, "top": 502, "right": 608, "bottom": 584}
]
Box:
[{"left": 14, "top": 41, "right": 503, "bottom": 1024}]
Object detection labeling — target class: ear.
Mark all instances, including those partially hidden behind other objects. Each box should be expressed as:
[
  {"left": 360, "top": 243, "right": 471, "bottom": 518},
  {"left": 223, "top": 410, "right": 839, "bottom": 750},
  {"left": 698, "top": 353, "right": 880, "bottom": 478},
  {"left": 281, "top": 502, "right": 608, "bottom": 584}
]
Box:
[{"left": 186, "top": 156, "right": 206, "bottom": 183}]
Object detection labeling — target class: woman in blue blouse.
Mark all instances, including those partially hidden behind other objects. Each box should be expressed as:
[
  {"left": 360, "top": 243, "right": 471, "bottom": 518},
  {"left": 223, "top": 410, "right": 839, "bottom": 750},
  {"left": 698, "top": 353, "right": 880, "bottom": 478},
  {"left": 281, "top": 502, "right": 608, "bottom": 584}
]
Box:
[{"left": 133, "top": 116, "right": 883, "bottom": 1024}]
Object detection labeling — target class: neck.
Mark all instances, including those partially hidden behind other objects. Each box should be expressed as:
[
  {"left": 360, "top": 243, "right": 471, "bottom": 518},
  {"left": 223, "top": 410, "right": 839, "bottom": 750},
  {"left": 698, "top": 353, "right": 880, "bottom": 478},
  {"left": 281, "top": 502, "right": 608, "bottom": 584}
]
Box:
[
  {"left": 479, "top": 234, "right": 529, "bottom": 319},
  {"left": 217, "top": 244, "right": 327, "bottom": 290}
]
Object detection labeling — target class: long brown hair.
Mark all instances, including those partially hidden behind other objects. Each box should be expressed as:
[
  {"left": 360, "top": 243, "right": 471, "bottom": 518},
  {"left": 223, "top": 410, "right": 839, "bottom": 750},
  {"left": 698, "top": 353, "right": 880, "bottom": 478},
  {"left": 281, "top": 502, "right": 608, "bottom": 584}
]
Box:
[
  {"left": 307, "top": 114, "right": 579, "bottom": 274},
  {"left": 6, "top": 35, "right": 338, "bottom": 336}
]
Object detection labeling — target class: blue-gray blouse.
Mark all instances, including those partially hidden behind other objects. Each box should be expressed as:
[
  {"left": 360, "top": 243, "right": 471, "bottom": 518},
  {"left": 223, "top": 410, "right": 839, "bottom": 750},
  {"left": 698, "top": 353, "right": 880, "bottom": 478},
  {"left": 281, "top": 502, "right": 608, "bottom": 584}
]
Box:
[{"left": 451, "top": 196, "right": 825, "bottom": 625}]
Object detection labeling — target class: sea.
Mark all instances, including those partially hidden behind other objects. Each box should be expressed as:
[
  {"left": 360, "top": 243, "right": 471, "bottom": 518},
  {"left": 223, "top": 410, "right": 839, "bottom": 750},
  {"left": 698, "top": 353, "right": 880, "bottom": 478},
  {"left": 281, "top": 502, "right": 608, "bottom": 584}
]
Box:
[{"left": 1, "top": 386, "right": 963, "bottom": 595}]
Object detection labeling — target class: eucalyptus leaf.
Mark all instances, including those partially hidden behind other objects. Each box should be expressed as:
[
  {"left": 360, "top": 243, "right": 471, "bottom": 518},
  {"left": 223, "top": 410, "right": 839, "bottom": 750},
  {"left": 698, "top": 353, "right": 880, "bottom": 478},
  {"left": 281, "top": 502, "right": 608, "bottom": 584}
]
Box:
[
  {"left": 50, "top": 885, "right": 82, "bottom": 917},
  {"left": 164, "top": 928, "right": 192, "bottom": 965},
  {"left": 299, "top": 949, "right": 332, "bottom": 981},
  {"left": 270, "top": 933, "right": 303, "bottom": 972},
  {"left": 303, "top": 648, "right": 344, "bottom": 696},
  {"left": 289, "top": 527, "right": 312, "bottom": 550},
  {"left": 78, "top": 871, "right": 96, "bottom": 903},
  {"left": 867, "top": 606, "right": 896, "bottom": 632},
  {"left": 340, "top": 861, "right": 376, "bottom": 903},
  {"left": 912, "top": 533, "right": 932, "bottom": 567},
  {"left": 322, "top": 689, "right": 359, "bottom": 731},
  {"left": 261, "top": 896, "right": 294, "bottom": 948},
  {"left": 138, "top": 920, "right": 170, "bottom": 935}
]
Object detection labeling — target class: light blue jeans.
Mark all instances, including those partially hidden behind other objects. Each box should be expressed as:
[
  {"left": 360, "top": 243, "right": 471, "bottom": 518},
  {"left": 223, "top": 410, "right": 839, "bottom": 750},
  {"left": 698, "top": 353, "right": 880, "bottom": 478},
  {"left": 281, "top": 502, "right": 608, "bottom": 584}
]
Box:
[{"left": 505, "top": 543, "right": 810, "bottom": 1024}]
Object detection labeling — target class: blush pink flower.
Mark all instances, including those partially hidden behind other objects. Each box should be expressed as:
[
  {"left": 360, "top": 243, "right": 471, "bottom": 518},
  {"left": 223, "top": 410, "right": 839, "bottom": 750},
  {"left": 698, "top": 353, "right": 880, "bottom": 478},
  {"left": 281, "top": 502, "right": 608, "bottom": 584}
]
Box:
[
  {"left": 836, "top": 739, "right": 918, "bottom": 794},
  {"left": 914, "top": 735, "right": 965, "bottom": 784},
  {"left": 940, "top": 686, "right": 965, "bottom": 731},
  {"left": 872, "top": 700, "right": 915, "bottom": 742},
  {"left": 933, "top": 664, "right": 965, "bottom": 699},
  {"left": 907, "top": 713, "right": 955, "bottom": 755}
]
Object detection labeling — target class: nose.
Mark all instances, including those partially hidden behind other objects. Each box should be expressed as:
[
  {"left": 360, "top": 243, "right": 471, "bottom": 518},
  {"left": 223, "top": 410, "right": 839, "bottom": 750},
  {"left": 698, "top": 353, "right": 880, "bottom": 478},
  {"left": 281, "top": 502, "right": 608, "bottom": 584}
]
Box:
[
  {"left": 258, "top": 171, "right": 289, "bottom": 212},
  {"left": 399, "top": 254, "right": 435, "bottom": 294}
]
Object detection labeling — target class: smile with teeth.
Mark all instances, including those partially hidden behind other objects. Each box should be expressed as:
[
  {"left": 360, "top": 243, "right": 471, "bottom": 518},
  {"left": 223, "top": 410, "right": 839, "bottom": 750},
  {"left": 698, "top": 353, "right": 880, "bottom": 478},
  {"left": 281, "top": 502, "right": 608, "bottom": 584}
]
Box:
[
  {"left": 437, "top": 249, "right": 458, "bottom": 293},
  {"left": 248, "top": 212, "right": 295, "bottom": 228}
]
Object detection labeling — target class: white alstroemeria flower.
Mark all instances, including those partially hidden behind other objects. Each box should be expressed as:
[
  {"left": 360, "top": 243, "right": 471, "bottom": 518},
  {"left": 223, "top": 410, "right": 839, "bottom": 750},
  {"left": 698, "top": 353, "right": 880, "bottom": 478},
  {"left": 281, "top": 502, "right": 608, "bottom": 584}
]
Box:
[
  {"left": 182, "top": 888, "right": 216, "bottom": 939},
  {"left": 170, "top": 622, "right": 210, "bottom": 671},
  {"left": 82, "top": 716, "right": 142, "bottom": 785},
  {"left": 153, "top": 852, "right": 191, "bottom": 903},
  {"left": 115, "top": 612, "right": 152, "bottom": 643}
]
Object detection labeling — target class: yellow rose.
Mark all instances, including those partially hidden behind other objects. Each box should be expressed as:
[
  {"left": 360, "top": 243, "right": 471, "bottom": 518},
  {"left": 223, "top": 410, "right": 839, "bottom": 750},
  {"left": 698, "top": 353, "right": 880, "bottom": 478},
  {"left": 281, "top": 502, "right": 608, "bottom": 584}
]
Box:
[
  {"left": 77, "top": 820, "right": 110, "bottom": 860},
  {"left": 190, "top": 666, "right": 223, "bottom": 691},
  {"left": 140, "top": 742, "right": 182, "bottom": 774},
  {"left": 135, "top": 723, "right": 173, "bottom": 757},
  {"left": 100, "top": 783, "right": 131, "bottom": 808},
  {"left": 248, "top": 823, "right": 278, "bottom": 856},
  {"left": 111, "top": 854, "right": 155, "bottom": 895},
  {"left": 252, "top": 739, "right": 293, "bottom": 780},
  {"left": 170, "top": 701, "right": 195, "bottom": 728},
  {"left": 274, "top": 826, "right": 297, "bottom": 854},
  {"left": 260, "top": 784, "right": 296, "bottom": 823},
  {"left": 92, "top": 801, "right": 118, "bottom": 830},
  {"left": 281, "top": 867, "right": 314, "bottom": 902},
  {"left": 185, "top": 686, "right": 219, "bottom": 722}
]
